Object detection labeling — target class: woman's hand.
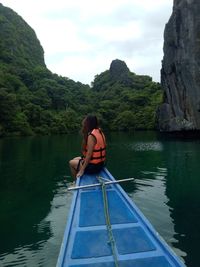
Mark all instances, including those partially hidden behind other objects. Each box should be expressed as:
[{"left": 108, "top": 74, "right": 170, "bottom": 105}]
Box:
[{"left": 76, "top": 168, "right": 84, "bottom": 178}]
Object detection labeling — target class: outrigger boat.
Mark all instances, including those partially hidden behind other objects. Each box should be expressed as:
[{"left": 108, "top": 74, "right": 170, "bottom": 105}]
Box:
[{"left": 57, "top": 168, "right": 185, "bottom": 267}]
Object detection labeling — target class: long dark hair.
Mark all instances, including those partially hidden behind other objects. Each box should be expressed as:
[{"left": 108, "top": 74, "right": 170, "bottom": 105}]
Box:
[{"left": 81, "top": 115, "right": 99, "bottom": 143}]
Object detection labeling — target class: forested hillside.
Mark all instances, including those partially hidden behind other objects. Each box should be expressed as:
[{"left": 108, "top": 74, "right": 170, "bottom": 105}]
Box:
[
  {"left": 92, "top": 60, "right": 162, "bottom": 131},
  {"left": 0, "top": 3, "right": 162, "bottom": 137}
]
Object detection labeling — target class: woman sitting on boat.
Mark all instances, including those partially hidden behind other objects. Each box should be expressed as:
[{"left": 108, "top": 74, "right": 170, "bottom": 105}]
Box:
[{"left": 69, "top": 115, "right": 106, "bottom": 178}]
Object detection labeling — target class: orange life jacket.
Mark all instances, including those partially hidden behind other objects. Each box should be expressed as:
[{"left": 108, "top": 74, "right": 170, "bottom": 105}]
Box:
[{"left": 83, "top": 128, "right": 106, "bottom": 164}]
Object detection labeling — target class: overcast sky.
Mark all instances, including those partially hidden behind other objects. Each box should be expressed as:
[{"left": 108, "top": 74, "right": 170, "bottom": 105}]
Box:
[{"left": 1, "top": 0, "right": 173, "bottom": 85}]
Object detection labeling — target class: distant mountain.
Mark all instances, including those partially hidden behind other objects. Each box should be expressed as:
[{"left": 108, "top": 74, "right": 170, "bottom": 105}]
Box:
[
  {"left": 0, "top": 4, "right": 162, "bottom": 137},
  {"left": 0, "top": 3, "right": 45, "bottom": 69},
  {"left": 0, "top": 3, "right": 91, "bottom": 136},
  {"left": 92, "top": 59, "right": 162, "bottom": 131}
]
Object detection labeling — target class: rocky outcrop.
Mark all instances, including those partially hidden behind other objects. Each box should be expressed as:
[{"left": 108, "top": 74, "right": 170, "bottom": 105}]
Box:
[
  {"left": 110, "top": 59, "right": 129, "bottom": 80},
  {"left": 109, "top": 59, "right": 133, "bottom": 87},
  {"left": 158, "top": 0, "right": 200, "bottom": 131}
]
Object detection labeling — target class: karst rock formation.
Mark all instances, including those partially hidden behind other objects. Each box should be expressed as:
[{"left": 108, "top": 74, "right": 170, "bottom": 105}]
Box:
[{"left": 158, "top": 0, "right": 200, "bottom": 132}]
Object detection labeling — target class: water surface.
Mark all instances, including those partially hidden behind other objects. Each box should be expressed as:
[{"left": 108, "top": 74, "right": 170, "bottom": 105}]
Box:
[{"left": 0, "top": 132, "right": 200, "bottom": 267}]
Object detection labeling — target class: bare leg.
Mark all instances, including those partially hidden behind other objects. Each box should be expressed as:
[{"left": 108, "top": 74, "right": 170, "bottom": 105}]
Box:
[{"left": 69, "top": 156, "right": 82, "bottom": 179}]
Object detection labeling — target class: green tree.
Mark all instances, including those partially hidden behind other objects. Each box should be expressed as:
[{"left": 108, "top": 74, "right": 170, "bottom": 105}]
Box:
[
  {"left": 112, "top": 111, "right": 136, "bottom": 131},
  {"left": 12, "top": 112, "right": 33, "bottom": 135},
  {"left": 0, "top": 89, "right": 18, "bottom": 131}
]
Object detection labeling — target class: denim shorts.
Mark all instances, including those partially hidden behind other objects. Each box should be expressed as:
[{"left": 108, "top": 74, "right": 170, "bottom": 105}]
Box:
[{"left": 77, "top": 159, "right": 105, "bottom": 174}]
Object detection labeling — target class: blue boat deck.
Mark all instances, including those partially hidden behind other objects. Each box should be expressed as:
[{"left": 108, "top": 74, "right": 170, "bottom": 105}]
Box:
[{"left": 57, "top": 168, "right": 185, "bottom": 267}]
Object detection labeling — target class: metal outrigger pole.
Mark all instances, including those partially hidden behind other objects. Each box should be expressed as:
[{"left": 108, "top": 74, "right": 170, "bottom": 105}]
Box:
[{"left": 67, "top": 177, "right": 135, "bottom": 191}]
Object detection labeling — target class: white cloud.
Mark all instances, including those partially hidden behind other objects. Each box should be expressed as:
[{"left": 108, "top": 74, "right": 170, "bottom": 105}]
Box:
[{"left": 1, "top": 0, "right": 173, "bottom": 84}]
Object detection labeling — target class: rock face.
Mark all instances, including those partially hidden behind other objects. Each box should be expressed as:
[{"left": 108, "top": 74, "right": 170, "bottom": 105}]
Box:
[
  {"left": 158, "top": 0, "right": 200, "bottom": 131},
  {"left": 109, "top": 59, "right": 134, "bottom": 87},
  {"left": 110, "top": 59, "right": 130, "bottom": 80}
]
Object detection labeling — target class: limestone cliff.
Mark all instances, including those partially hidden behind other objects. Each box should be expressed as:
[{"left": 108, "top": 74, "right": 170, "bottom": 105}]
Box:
[{"left": 158, "top": 0, "right": 200, "bottom": 131}]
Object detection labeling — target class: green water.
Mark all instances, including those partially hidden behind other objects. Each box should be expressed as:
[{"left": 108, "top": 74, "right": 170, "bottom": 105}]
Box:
[{"left": 0, "top": 132, "right": 200, "bottom": 267}]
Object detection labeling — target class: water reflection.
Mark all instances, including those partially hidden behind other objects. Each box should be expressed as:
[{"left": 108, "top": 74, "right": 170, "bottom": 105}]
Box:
[
  {"left": 132, "top": 141, "right": 163, "bottom": 152},
  {"left": 107, "top": 132, "right": 198, "bottom": 266},
  {"left": 162, "top": 139, "right": 200, "bottom": 267},
  {"left": 0, "top": 135, "right": 76, "bottom": 266},
  {"left": 0, "top": 178, "right": 73, "bottom": 267}
]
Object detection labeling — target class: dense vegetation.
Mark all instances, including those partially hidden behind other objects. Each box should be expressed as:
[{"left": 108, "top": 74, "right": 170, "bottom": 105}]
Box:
[{"left": 0, "top": 4, "right": 162, "bottom": 137}]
